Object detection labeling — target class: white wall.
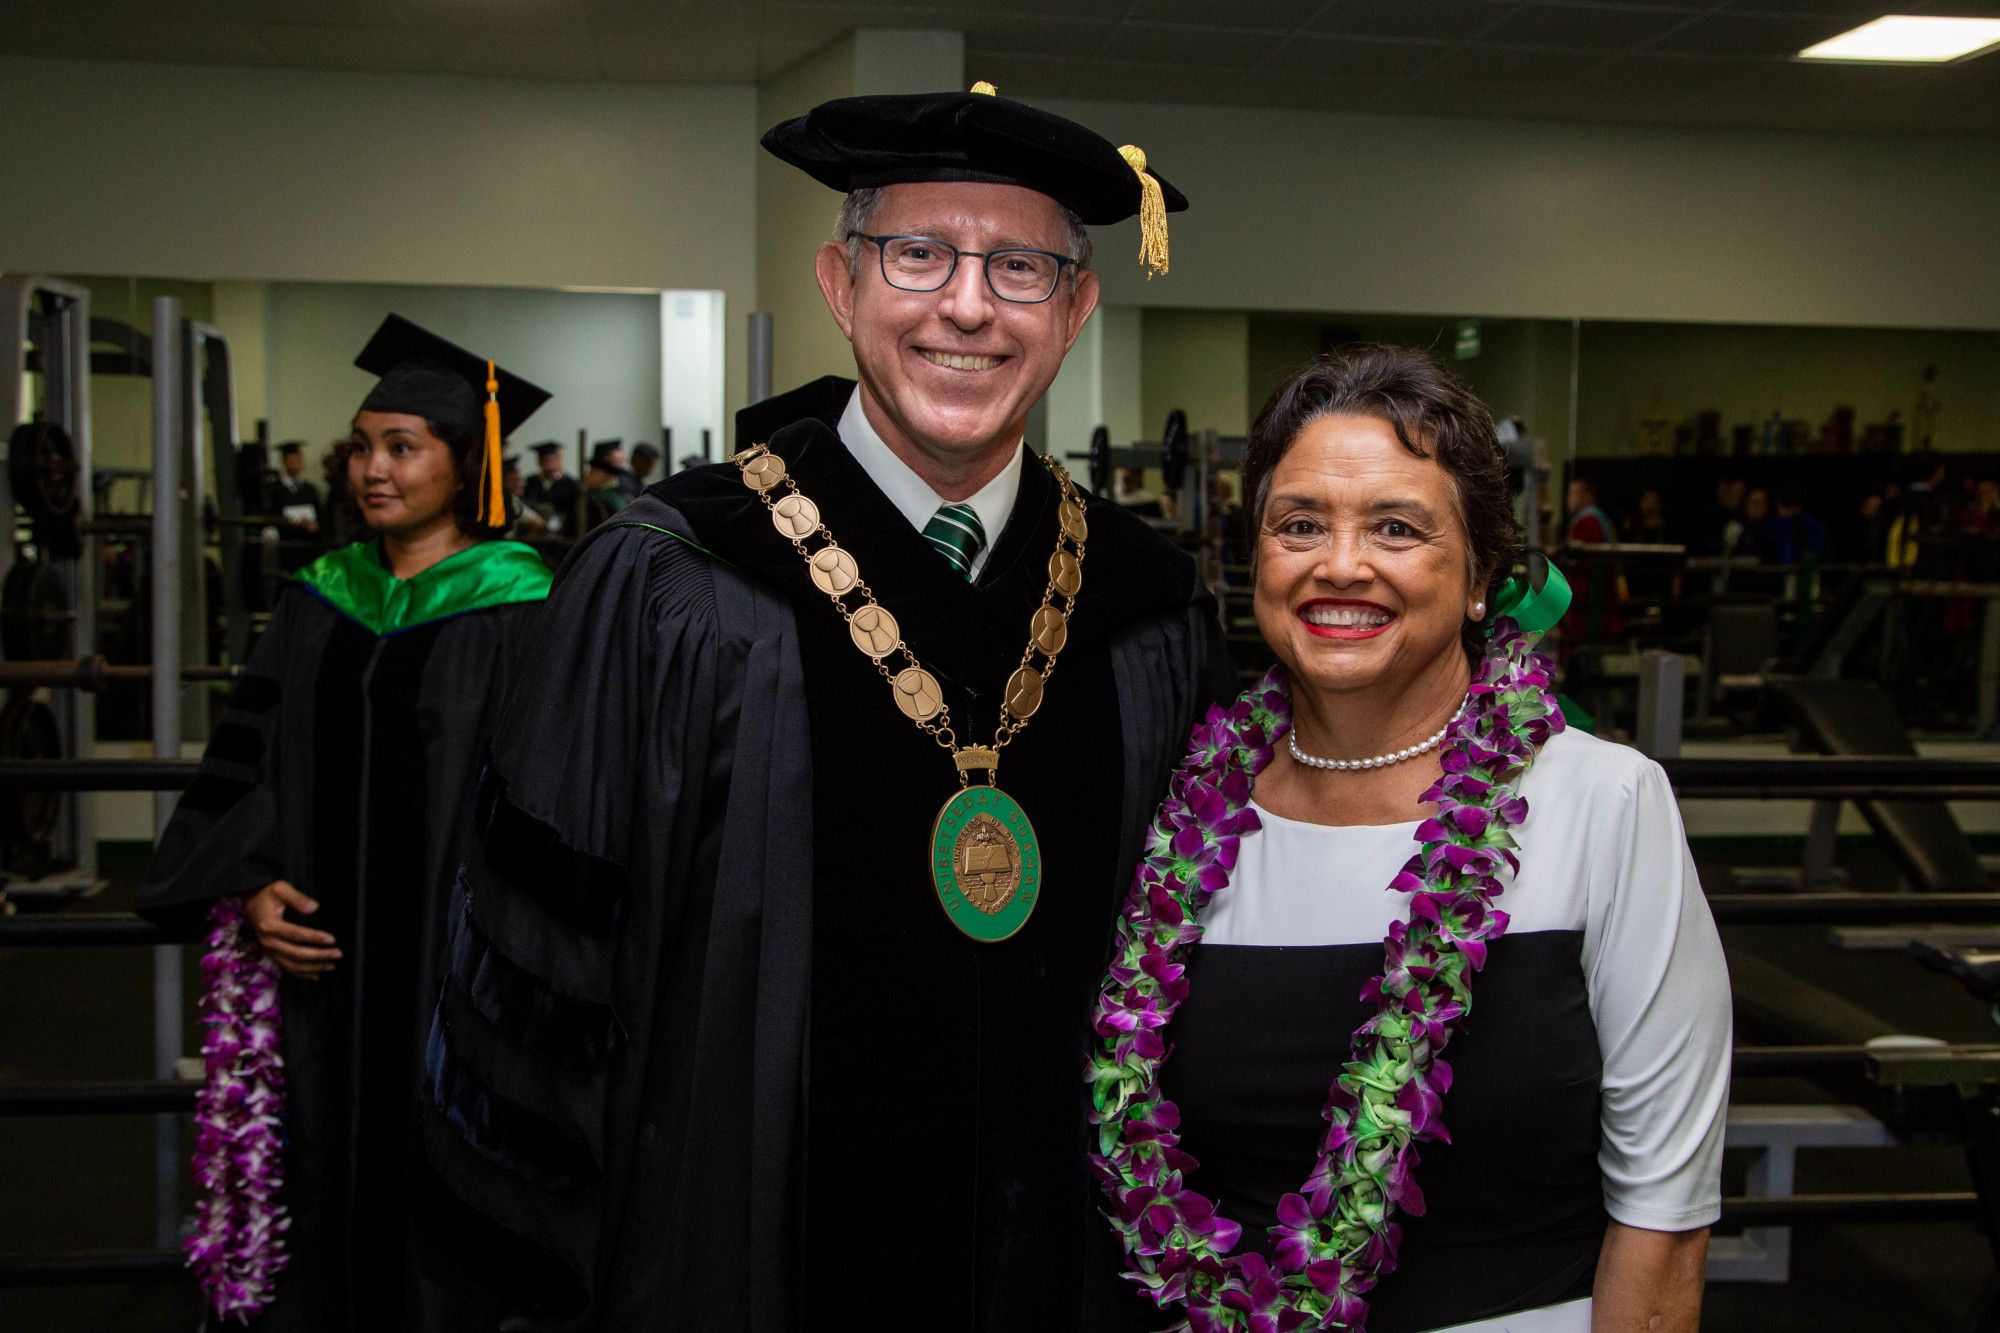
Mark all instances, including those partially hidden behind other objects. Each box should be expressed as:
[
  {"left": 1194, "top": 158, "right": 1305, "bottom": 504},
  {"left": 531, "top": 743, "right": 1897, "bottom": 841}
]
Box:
[
  {"left": 660, "top": 289, "right": 727, "bottom": 465},
  {"left": 1, "top": 55, "right": 758, "bottom": 417},
  {"left": 1044, "top": 98, "right": 2000, "bottom": 333},
  {"left": 265, "top": 281, "right": 663, "bottom": 468}
]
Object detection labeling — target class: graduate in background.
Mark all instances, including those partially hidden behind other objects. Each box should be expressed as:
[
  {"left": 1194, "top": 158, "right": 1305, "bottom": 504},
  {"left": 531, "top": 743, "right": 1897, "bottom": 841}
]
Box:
[
  {"left": 522, "top": 440, "right": 580, "bottom": 535},
  {"left": 267, "top": 441, "right": 324, "bottom": 574},
  {"left": 138, "top": 314, "right": 554, "bottom": 1332}
]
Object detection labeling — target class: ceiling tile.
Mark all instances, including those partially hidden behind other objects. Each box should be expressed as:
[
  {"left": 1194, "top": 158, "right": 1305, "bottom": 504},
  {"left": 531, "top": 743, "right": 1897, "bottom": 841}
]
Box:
[
  {"left": 1480, "top": 3, "right": 1696, "bottom": 50},
  {"left": 1645, "top": 12, "right": 1862, "bottom": 56},
  {"left": 45, "top": 0, "right": 234, "bottom": 20},
  {"left": 248, "top": 23, "right": 440, "bottom": 70},
  {"left": 400, "top": 0, "right": 591, "bottom": 35},
  {"left": 1423, "top": 42, "right": 1610, "bottom": 83},
  {"left": 1105, "top": 22, "right": 1288, "bottom": 69},
  {"left": 1573, "top": 51, "right": 1744, "bottom": 97},
  {"left": 1306, "top": 0, "right": 1518, "bottom": 43},
  {"left": 1715, "top": 0, "right": 1916, "bottom": 13},
  {"left": 589, "top": 0, "right": 751, "bottom": 18},
  {"left": 431, "top": 24, "right": 600, "bottom": 77},
  {"left": 598, "top": 32, "right": 761, "bottom": 80},
  {"left": 1126, "top": 0, "right": 1324, "bottom": 29},
  {"left": 1261, "top": 34, "right": 1446, "bottom": 79},
  {"left": 1, "top": 18, "right": 276, "bottom": 61},
  {"left": 214, "top": 0, "right": 405, "bottom": 21},
  {"left": 958, "top": 15, "right": 1116, "bottom": 62},
  {"left": 1411, "top": 76, "right": 1549, "bottom": 117}
]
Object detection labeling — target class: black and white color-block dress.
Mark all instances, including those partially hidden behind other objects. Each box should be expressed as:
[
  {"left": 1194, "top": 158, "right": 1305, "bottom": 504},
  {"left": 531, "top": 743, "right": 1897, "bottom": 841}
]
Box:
[{"left": 1161, "top": 727, "right": 1731, "bottom": 1333}]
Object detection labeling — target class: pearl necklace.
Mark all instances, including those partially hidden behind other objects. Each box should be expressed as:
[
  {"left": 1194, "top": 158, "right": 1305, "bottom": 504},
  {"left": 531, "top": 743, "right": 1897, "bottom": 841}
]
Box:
[{"left": 1287, "top": 697, "right": 1470, "bottom": 771}]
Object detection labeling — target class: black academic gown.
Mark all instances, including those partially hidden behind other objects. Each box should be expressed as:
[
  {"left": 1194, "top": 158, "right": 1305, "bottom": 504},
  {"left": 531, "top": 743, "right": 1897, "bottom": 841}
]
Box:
[
  {"left": 138, "top": 581, "right": 543, "bottom": 1332},
  {"left": 419, "top": 378, "right": 1233, "bottom": 1332}
]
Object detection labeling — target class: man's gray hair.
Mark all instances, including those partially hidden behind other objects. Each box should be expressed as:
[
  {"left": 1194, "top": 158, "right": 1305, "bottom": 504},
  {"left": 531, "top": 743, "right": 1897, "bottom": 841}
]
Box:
[{"left": 836, "top": 187, "right": 1093, "bottom": 286}]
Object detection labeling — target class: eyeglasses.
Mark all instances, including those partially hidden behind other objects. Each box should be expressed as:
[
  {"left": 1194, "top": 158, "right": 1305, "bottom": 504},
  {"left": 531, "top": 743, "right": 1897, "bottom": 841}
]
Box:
[{"left": 850, "top": 233, "right": 1078, "bottom": 304}]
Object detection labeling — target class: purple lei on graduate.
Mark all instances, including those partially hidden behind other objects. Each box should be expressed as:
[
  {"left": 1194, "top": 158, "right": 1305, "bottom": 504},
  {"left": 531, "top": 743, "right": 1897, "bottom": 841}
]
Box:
[
  {"left": 187, "top": 896, "right": 291, "bottom": 1320},
  {"left": 1088, "top": 618, "right": 1562, "bottom": 1331}
]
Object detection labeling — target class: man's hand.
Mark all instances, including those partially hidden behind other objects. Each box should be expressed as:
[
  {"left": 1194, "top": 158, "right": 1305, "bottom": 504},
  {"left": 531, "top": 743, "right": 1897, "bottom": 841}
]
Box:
[{"left": 245, "top": 880, "right": 341, "bottom": 979}]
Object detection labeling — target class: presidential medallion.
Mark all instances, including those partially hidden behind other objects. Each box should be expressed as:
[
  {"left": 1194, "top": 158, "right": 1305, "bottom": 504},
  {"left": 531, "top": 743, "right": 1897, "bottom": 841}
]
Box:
[{"left": 931, "top": 785, "right": 1042, "bottom": 942}]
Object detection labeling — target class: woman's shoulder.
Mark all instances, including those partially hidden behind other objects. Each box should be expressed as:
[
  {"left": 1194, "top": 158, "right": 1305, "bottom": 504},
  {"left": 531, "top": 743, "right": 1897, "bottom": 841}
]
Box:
[{"left": 1522, "top": 726, "right": 1671, "bottom": 818}]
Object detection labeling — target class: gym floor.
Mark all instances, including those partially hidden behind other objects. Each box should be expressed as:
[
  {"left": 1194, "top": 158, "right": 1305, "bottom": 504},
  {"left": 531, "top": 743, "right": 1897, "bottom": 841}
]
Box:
[{"left": 1, "top": 844, "right": 1993, "bottom": 1331}]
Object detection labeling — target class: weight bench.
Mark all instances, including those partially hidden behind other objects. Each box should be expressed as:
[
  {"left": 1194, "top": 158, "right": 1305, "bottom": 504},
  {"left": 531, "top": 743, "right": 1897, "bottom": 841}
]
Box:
[
  {"left": 1769, "top": 677, "right": 1988, "bottom": 893},
  {"left": 1718, "top": 950, "right": 1949, "bottom": 1284}
]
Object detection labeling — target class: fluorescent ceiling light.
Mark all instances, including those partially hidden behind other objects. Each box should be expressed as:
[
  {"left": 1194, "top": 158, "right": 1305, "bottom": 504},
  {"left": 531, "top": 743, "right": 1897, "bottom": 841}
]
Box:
[{"left": 1798, "top": 15, "right": 2000, "bottom": 63}]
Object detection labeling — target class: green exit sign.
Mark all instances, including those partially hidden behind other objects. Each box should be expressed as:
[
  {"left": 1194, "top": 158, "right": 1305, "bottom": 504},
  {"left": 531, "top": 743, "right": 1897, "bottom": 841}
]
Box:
[{"left": 1454, "top": 319, "right": 1480, "bottom": 360}]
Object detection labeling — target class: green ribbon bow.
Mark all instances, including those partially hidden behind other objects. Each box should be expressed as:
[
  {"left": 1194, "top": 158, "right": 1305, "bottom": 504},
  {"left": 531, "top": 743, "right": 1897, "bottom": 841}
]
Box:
[{"left": 1489, "top": 557, "right": 1571, "bottom": 636}]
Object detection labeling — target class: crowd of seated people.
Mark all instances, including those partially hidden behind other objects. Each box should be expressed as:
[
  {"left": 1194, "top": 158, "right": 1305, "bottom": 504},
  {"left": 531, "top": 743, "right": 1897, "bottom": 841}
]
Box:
[{"left": 1568, "top": 455, "right": 2000, "bottom": 581}]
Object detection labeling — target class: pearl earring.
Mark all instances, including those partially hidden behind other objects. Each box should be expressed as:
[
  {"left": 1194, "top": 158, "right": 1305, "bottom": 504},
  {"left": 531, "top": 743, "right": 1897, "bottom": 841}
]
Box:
[{"left": 1472, "top": 601, "right": 1485, "bottom": 619}]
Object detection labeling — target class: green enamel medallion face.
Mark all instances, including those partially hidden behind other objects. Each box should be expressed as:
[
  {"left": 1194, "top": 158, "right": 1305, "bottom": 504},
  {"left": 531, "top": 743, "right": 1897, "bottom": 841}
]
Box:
[{"left": 930, "top": 785, "right": 1042, "bottom": 942}]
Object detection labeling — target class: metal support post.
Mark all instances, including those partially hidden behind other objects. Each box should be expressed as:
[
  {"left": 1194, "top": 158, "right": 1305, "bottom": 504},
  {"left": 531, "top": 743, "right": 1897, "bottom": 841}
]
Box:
[
  {"left": 148, "top": 296, "right": 184, "bottom": 1251},
  {"left": 747, "top": 311, "right": 774, "bottom": 408},
  {"left": 1634, "top": 650, "right": 1685, "bottom": 758}
]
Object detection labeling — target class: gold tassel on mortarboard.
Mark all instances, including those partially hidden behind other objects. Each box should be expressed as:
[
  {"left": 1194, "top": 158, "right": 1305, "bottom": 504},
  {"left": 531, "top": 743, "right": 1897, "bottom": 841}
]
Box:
[
  {"left": 479, "top": 359, "right": 504, "bottom": 530},
  {"left": 1117, "top": 144, "right": 1169, "bottom": 279}
]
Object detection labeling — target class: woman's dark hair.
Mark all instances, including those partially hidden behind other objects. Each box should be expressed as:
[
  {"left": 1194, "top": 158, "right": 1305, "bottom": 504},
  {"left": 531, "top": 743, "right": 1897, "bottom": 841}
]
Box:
[
  {"left": 1241, "top": 343, "right": 1522, "bottom": 664},
  {"left": 336, "top": 414, "right": 509, "bottom": 540}
]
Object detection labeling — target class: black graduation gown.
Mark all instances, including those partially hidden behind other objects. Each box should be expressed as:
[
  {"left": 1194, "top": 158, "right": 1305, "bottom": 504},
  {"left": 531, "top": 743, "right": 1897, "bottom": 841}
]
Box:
[
  {"left": 138, "top": 581, "right": 543, "bottom": 1332},
  {"left": 419, "top": 379, "right": 1234, "bottom": 1332}
]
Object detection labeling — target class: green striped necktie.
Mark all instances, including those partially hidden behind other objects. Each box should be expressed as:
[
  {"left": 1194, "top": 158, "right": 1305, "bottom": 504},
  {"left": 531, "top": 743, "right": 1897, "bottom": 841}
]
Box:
[{"left": 922, "top": 502, "right": 986, "bottom": 580}]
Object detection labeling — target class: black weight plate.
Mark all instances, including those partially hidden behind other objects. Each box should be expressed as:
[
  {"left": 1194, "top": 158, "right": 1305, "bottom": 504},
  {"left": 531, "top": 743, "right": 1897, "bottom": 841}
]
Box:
[
  {"left": 1088, "top": 425, "right": 1111, "bottom": 495},
  {"left": 8, "top": 421, "right": 83, "bottom": 558},
  {"left": 7, "top": 420, "right": 79, "bottom": 525},
  {"left": 1161, "top": 408, "right": 1190, "bottom": 491},
  {"left": 2, "top": 560, "right": 75, "bottom": 661},
  {"left": 0, "top": 695, "right": 62, "bottom": 848}
]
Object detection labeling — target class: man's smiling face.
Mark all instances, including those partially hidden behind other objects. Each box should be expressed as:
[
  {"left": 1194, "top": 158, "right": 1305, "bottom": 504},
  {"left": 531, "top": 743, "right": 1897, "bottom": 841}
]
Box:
[{"left": 816, "top": 181, "right": 1099, "bottom": 487}]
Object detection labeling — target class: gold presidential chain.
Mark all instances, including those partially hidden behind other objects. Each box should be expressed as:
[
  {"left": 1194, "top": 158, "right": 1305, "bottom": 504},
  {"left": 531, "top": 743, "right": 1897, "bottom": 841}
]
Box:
[{"left": 731, "top": 443, "right": 1088, "bottom": 786}]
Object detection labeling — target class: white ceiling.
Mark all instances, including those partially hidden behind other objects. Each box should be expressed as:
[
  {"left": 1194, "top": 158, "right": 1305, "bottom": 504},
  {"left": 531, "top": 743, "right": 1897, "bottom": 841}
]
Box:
[{"left": 4, "top": 0, "right": 1997, "bottom": 135}]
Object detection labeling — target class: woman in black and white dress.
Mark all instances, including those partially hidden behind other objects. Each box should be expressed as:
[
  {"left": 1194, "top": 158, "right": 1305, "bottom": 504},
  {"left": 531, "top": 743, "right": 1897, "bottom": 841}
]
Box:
[{"left": 1131, "top": 345, "right": 1730, "bottom": 1332}]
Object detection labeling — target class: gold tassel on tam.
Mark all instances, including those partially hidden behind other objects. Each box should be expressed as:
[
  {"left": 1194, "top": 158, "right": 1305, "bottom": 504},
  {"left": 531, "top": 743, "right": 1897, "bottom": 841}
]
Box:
[
  {"left": 970, "top": 80, "right": 998, "bottom": 95},
  {"left": 479, "top": 359, "right": 505, "bottom": 530},
  {"left": 1117, "top": 144, "right": 1169, "bottom": 279}
]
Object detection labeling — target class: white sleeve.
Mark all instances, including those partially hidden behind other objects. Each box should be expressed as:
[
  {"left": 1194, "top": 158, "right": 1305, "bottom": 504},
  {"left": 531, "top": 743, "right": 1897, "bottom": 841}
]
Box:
[{"left": 1582, "top": 757, "right": 1732, "bottom": 1232}]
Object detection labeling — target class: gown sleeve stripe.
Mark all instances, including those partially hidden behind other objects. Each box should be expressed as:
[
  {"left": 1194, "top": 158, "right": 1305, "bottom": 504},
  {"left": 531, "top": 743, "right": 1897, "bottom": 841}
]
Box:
[
  {"left": 474, "top": 771, "right": 629, "bottom": 934},
  {"left": 449, "top": 887, "right": 624, "bottom": 1070},
  {"left": 428, "top": 988, "right": 604, "bottom": 1191}
]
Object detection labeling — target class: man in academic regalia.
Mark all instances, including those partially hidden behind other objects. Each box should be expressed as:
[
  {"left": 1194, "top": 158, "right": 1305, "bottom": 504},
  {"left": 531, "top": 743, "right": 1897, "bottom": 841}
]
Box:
[
  {"left": 522, "top": 440, "right": 580, "bottom": 535},
  {"left": 267, "top": 440, "right": 324, "bottom": 573},
  {"left": 419, "top": 85, "right": 1231, "bottom": 1333}
]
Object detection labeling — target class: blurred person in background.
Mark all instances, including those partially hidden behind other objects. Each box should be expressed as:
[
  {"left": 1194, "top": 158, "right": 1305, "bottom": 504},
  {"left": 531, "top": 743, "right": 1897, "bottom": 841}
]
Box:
[
  {"left": 630, "top": 441, "right": 661, "bottom": 487},
  {"left": 523, "top": 440, "right": 579, "bottom": 535}
]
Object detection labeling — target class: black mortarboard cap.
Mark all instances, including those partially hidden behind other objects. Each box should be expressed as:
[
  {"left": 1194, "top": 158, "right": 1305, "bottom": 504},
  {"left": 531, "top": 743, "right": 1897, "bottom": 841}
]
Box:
[
  {"left": 354, "top": 314, "right": 550, "bottom": 440},
  {"left": 531, "top": 440, "right": 563, "bottom": 457},
  {"left": 277, "top": 440, "right": 304, "bottom": 457},
  {"left": 763, "top": 82, "right": 1184, "bottom": 275},
  {"left": 590, "top": 440, "right": 625, "bottom": 467}
]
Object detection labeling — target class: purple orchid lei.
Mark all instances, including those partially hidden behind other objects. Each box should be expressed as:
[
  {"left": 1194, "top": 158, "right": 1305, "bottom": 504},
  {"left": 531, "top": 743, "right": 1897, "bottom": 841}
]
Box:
[
  {"left": 187, "top": 895, "right": 291, "bottom": 1320},
  {"left": 1088, "top": 618, "right": 1562, "bottom": 1332}
]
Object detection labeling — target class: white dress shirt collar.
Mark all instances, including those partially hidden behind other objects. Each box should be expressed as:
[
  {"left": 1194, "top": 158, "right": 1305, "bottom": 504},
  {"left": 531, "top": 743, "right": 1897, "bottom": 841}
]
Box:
[{"left": 836, "top": 388, "right": 1022, "bottom": 581}]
